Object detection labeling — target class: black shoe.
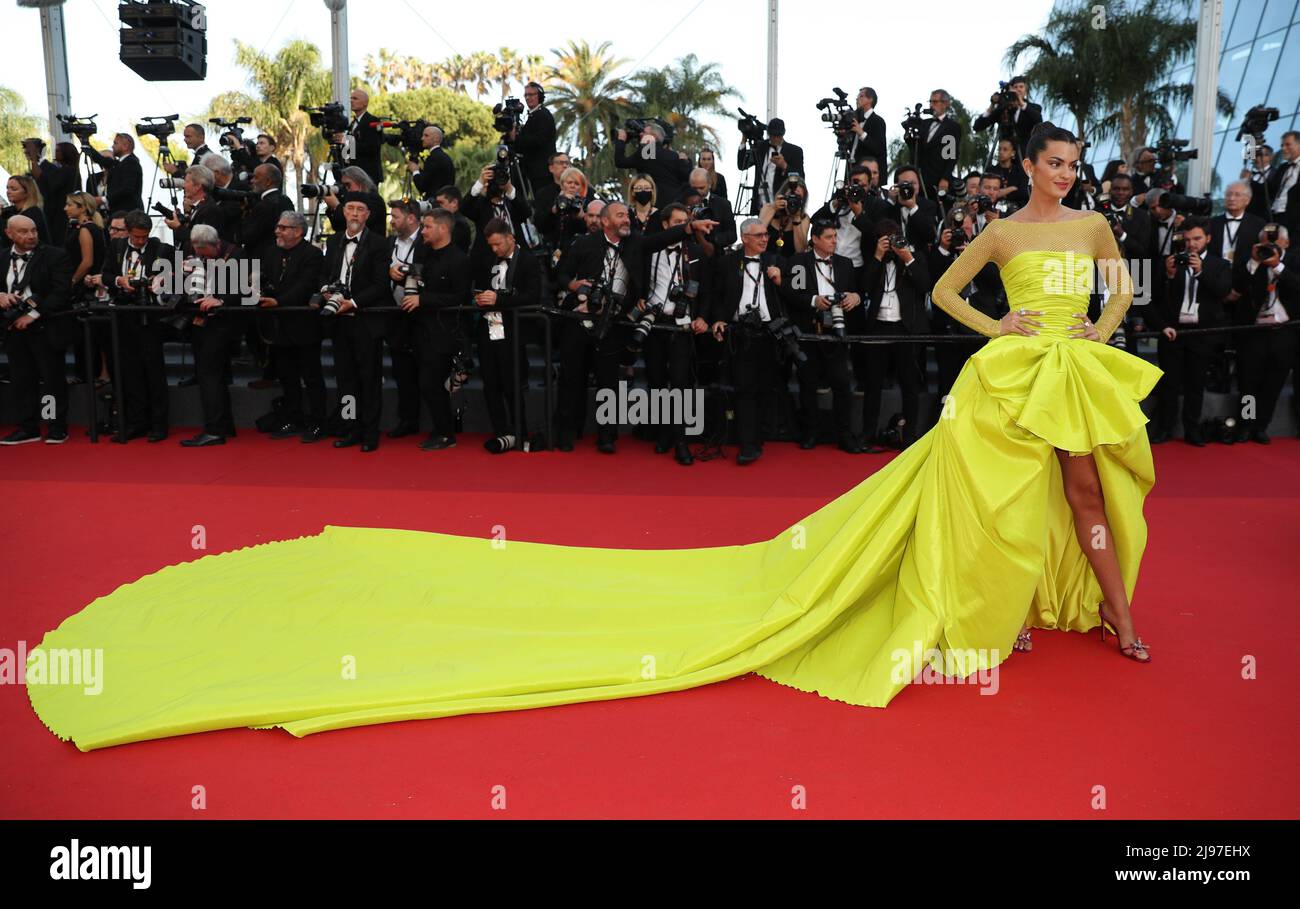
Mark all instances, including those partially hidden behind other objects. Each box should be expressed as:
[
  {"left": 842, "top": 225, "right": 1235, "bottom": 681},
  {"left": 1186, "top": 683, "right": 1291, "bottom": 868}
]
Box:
[
  {"left": 798, "top": 435, "right": 817, "bottom": 450},
  {"left": 419, "top": 434, "right": 456, "bottom": 451},
  {"left": 333, "top": 434, "right": 362, "bottom": 449},
  {"left": 1250, "top": 429, "right": 1271, "bottom": 444},
  {"left": 387, "top": 422, "right": 419, "bottom": 439},
  {"left": 1184, "top": 430, "right": 1206, "bottom": 447},
  {"left": 675, "top": 443, "right": 694, "bottom": 466},
  {"left": 178, "top": 375, "right": 199, "bottom": 388},
  {"left": 360, "top": 439, "right": 379, "bottom": 453},
  {"left": 597, "top": 438, "right": 616, "bottom": 454},
  {"left": 180, "top": 432, "right": 225, "bottom": 447},
  {"left": 556, "top": 437, "right": 574, "bottom": 452},
  {"left": 737, "top": 445, "right": 761, "bottom": 465},
  {"left": 147, "top": 428, "right": 168, "bottom": 443},
  {"left": 270, "top": 423, "right": 304, "bottom": 440},
  {"left": 484, "top": 435, "right": 516, "bottom": 454},
  {"left": 300, "top": 425, "right": 326, "bottom": 444},
  {"left": 838, "top": 435, "right": 867, "bottom": 454},
  {"left": 0, "top": 429, "right": 41, "bottom": 445},
  {"left": 654, "top": 440, "right": 672, "bottom": 454},
  {"left": 44, "top": 429, "right": 70, "bottom": 445},
  {"left": 1148, "top": 428, "right": 1171, "bottom": 444},
  {"left": 111, "top": 427, "right": 147, "bottom": 444}
]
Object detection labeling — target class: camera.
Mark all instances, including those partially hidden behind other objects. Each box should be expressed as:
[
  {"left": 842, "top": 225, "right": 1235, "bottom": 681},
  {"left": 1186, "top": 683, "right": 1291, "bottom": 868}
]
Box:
[
  {"left": 299, "top": 184, "right": 338, "bottom": 200},
  {"left": 211, "top": 186, "right": 257, "bottom": 203},
  {"left": 832, "top": 182, "right": 867, "bottom": 208},
  {"left": 901, "top": 103, "right": 929, "bottom": 143},
  {"left": 300, "top": 102, "right": 349, "bottom": 141},
  {"left": 1157, "top": 189, "right": 1213, "bottom": 216},
  {"left": 946, "top": 210, "right": 969, "bottom": 253},
  {"left": 1236, "top": 105, "right": 1279, "bottom": 143},
  {"left": 489, "top": 144, "right": 515, "bottom": 191},
  {"left": 1, "top": 297, "right": 36, "bottom": 326},
  {"left": 736, "top": 108, "right": 766, "bottom": 143},
  {"left": 766, "top": 315, "right": 807, "bottom": 365},
  {"left": 210, "top": 116, "right": 253, "bottom": 148},
  {"left": 821, "top": 291, "right": 848, "bottom": 338},
  {"left": 57, "top": 113, "right": 98, "bottom": 139},
  {"left": 1254, "top": 222, "right": 1283, "bottom": 261},
  {"left": 779, "top": 191, "right": 804, "bottom": 214},
  {"left": 158, "top": 176, "right": 186, "bottom": 190},
  {"left": 493, "top": 97, "right": 525, "bottom": 135},
  {"left": 816, "top": 88, "right": 855, "bottom": 157},
  {"left": 1171, "top": 231, "right": 1189, "bottom": 268},
  {"left": 134, "top": 114, "right": 179, "bottom": 141},
  {"left": 894, "top": 181, "right": 915, "bottom": 202},
  {"left": 310, "top": 283, "right": 350, "bottom": 317},
  {"left": 375, "top": 118, "right": 428, "bottom": 161},
  {"left": 556, "top": 194, "right": 585, "bottom": 216},
  {"left": 1155, "top": 138, "right": 1197, "bottom": 168},
  {"left": 887, "top": 232, "right": 911, "bottom": 254},
  {"left": 971, "top": 194, "right": 995, "bottom": 213}
]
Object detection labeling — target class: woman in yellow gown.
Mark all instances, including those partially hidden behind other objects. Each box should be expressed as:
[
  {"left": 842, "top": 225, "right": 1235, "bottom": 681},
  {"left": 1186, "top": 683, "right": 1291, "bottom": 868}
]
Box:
[{"left": 27, "top": 125, "right": 1160, "bottom": 751}]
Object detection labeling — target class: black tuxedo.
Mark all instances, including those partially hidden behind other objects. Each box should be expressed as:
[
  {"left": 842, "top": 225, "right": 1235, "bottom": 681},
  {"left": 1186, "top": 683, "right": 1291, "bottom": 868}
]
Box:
[
  {"left": 346, "top": 111, "right": 384, "bottom": 186},
  {"left": 614, "top": 136, "right": 692, "bottom": 205},
  {"left": 401, "top": 241, "right": 470, "bottom": 438},
  {"left": 711, "top": 249, "right": 788, "bottom": 324},
  {"left": 185, "top": 242, "right": 253, "bottom": 436},
  {"left": 1263, "top": 159, "right": 1300, "bottom": 233},
  {"left": 781, "top": 250, "right": 860, "bottom": 441},
  {"left": 1236, "top": 248, "right": 1300, "bottom": 434},
  {"left": 556, "top": 224, "right": 697, "bottom": 307},
  {"left": 514, "top": 104, "right": 557, "bottom": 194},
  {"left": 173, "top": 143, "right": 215, "bottom": 178},
  {"left": 973, "top": 101, "right": 1042, "bottom": 158},
  {"left": 82, "top": 147, "right": 144, "bottom": 213},
  {"left": 174, "top": 197, "right": 237, "bottom": 252},
  {"left": 323, "top": 228, "right": 391, "bottom": 442},
  {"left": 739, "top": 140, "right": 805, "bottom": 213},
  {"left": 694, "top": 192, "right": 737, "bottom": 250},
  {"left": 881, "top": 199, "right": 940, "bottom": 250},
  {"left": 476, "top": 249, "right": 541, "bottom": 437},
  {"left": 463, "top": 187, "right": 532, "bottom": 273},
  {"left": 4, "top": 244, "right": 73, "bottom": 434},
  {"left": 412, "top": 146, "right": 456, "bottom": 200},
  {"left": 34, "top": 160, "right": 79, "bottom": 245},
  {"left": 1148, "top": 252, "right": 1232, "bottom": 331},
  {"left": 241, "top": 190, "right": 294, "bottom": 261},
  {"left": 714, "top": 249, "right": 788, "bottom": 451},
  {"left": 1207, "top": 211, "right": 1266, "bottom": 269},
  {"left": 917, "top": 114, "right": 961, "bottom": 195},
  {"left": 100, "top": 237, "right": 177, "bottom": 433},
  {"left": 258, "top": 240, "right": 325, "bottom": 428},
  {"left": 849, "top": 110, "right": 888, "bottom": 171},
  {"left": 860, "top": 250, "right": 930, "bottom": 445}
]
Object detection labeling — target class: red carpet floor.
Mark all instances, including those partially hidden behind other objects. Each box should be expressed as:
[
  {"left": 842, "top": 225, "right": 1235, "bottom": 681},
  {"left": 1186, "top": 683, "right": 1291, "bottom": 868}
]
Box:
[{"left": 2, "top": 429, "right": 1298, "bottom": 819}]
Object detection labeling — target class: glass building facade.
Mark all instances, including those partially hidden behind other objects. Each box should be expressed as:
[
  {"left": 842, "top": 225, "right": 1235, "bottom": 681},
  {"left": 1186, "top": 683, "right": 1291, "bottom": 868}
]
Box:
[{"left": 1068, "top": 0, "right": 1300, "bottom": 198}]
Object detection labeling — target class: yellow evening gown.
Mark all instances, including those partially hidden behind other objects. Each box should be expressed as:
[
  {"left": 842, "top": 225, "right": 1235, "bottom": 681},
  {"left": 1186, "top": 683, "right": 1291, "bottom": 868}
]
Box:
[{"left": 27, "top": 212, "right": 1163, "bottom": 751}]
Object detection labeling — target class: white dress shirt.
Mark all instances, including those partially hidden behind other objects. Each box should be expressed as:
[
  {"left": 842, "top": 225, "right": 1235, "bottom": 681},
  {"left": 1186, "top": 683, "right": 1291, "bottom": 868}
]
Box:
[{"left": 739, "top": 256, "right": 771, "bottom": 321}]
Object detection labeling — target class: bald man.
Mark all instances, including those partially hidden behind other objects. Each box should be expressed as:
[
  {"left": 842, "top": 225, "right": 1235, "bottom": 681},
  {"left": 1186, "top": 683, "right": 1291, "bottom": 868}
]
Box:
[
  {"left": 1, "top": 214, "right": 74, "bottom": 444},
  {"left": 338, "top": 88, "right": 383, "bottom": 185},
  {"left": 409, "top": 125, "right": 456, "bottom": 201}
]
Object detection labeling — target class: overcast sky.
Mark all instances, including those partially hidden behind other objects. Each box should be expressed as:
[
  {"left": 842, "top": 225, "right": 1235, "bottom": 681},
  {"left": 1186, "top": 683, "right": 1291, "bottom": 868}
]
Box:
[{"left": 3, "top": 0, "right": 1057, "bottom": 200}]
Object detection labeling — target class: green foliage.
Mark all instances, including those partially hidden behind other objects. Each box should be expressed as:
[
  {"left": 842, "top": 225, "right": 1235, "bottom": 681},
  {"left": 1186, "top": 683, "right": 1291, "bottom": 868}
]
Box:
[{"left": 0, "top": 86, "right": 44, "bottom": 175}]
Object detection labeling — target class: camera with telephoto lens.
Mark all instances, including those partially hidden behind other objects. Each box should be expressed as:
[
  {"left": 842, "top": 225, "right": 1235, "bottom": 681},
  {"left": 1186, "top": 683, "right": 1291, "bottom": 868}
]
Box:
[
  {"left": 972, "top": 194, "right": 995, "bottom": 213},
  {"left": 211, "top": 186, "right": 257, "bottom": 203},
  {"left": 947, "top": 210, "right": 969, "bottom": 254},
  {"left": 300, "top": 102, "right": 349, "bottom": 141},
  {"left": 822, "top": 291, "right": 848, "bottom": 338},
  {"left": 299, "top": 183, "right": 338, "bottom": 201},
  {"left": 157, "top": 255, "right": 209, "bottom": 331},
  {"left": 556, "top": 194, "right": 585, "bottom": 217},
  {"left": 158, "top": 176, "right": 186, "bottom": 190},
  {"left": 489, "top": 144, "right": 515, "bottom": 191},
  {"left": 894, "top": 181, "right": 915, "bottom": 202},
  {"left": 832, "top": 182, "right": 867, "bottom": 208},
  {"left": 493, "top": 97, "right": 525, "bottom": 135},
  {"left": 375, "top": 118, "right": 428, "bottom": 161},
  {"left": 1236, "top": 105, "right": 1279, "bottom": 143},
  {"left": 779, "top": 191, "right": 804, "bottom": 214},
  {"left": 1254, "top": 222, "right": 1282, "bottom": 261},
  {"left": 1, "top": 297, "right": 36, "bottom": 326},
  {"left": 210, "top": 116, "right": 252, "bottom": 148},
  {"left": 58, "top": 114, "right": 98, "bottom": 140},
  {"left": 736, "top": 108, "right": 766, "bottom": 143},
  {"left": 134, "top": 114, "right": 178, "bottom": 141},
  {"left": 1155, "top": 138, "right": 1197, "bottom": 168},
  {"left": 1171, "top": 231, "right": 1189, "bottom": 268},
  {"left": 311, "top": 283, "right": 350, "bottom": 318}
]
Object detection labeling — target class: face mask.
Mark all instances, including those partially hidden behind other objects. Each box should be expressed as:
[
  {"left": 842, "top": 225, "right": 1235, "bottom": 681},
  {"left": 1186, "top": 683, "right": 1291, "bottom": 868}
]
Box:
[{"left": 634, "top": 190, "right": 653, "bottom": 206}]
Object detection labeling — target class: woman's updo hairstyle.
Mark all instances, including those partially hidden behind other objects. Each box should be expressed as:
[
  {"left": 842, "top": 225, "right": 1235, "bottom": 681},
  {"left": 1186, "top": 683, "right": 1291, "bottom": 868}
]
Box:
[{"left": 1025, "top": 121, "right": 1078, "bottom": 162}]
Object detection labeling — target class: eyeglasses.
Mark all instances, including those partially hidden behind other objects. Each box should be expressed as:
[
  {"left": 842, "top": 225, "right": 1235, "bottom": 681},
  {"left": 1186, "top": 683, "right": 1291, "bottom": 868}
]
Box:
[{"left": 742, "top": 232, "right": 769, "bottom": 239}]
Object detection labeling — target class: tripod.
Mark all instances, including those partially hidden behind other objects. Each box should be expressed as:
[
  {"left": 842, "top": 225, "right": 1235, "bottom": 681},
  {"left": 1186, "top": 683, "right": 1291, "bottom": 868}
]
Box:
[
  {"left": 735, "top": 136, "right": 771, "bottom": 216},
  {"left": 146, "top": 141, "right": 182, "bottom": 221},
  {"left": 307, "top": 142, "right": 348, "bottom": 244}
]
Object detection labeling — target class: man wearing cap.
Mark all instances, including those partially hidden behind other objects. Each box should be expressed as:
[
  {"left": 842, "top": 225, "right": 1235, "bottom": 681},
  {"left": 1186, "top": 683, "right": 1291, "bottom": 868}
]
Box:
[{"left": 739, "top": 118, "right": 805, "bottom": 215}]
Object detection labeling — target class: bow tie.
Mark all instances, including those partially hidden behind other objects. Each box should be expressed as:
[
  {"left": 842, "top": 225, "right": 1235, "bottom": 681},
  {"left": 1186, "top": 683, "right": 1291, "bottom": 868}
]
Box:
[
  {"left": 743, "top": 256, "right": 761, "bottom": 263},
  {"left": 10, "top": 252, "right": 31, "bottom": 262},
  {"left": 345, "top": 235, "right": 361, "bottom": 244},
  {"left": 1226, "top": 217, "right": 1242, "bottom": 222},
  {"left": 816, "top": 257, "right": 832, "bottom": 264}
]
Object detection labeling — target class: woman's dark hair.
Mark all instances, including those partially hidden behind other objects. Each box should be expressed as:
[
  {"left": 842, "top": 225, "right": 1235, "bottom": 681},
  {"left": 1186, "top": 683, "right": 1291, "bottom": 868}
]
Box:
[
  {"left": 1099, "top": 158, "right": 1127, "bottom": 185},
  {"left": 1025, "top": 122, "right": 1078, "bottom": 162}
]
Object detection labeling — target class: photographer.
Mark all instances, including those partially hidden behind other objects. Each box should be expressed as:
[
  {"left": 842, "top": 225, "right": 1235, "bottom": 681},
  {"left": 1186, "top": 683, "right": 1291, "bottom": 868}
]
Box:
[
  {"left": 474, "top": 218, "right": 541, "bottom": 454},
  {"left": 177, "top": 225, "right": 252, "bottom": 447},
  {"left": 1146, "top": 217, "right": 1231, "bottom": 445},
  {"left": 918, "top": 90, "right": 961, "bottom": 198},
  {"left": 615, "top": 121, "right": 691, "bottom": 206},
  {"left": 552, "top": 201, "right": 717, "bottom": 452},
  {"left": 706, "top": 218, "right": 787, "bottom": 465},
  {"left": 79, "top": 132, "right": 144, "bottom": 214},
  {"left": 883, "top": 165, "right": 939, "bottom": 250},
  {"left": 0, "top": 214, "right": 73, "bottom": 445},
  {"left": 986, "top": 138, "right": 1029, "bottom": 206},
  {"left": 1129, "top": 146, "right": 1159, "bottom": 199},
  {"left": 781, "top": 219, "right": 870, "bottom": 453},
  {"left": 332, "top": 89, "right": 383, "bottom": 186},
  {"left": 229, "top": 133, "right": 283, "bottom": 180},
  {"left": 1264, "top": 130, "right": 1300, "bottom": 234},
  {"left": 512, "top": 82, "right": 557, "bottom": 196},
  {"left": 531, "top": 152, "right": 572, "bottom": 219},
  {"left": 1101, "top": 173, "right": 1152, "bottom": 260},
  {"left": 323, "top": 167, "right": 387, "bottom": 235},
  {"left": 408, "top": 125, "right": 456, "bottom": 202},
  {"left": 739, "top": 118, "right": 805, "bottom": 215},
  {"left": 160, "top": 123, "right": 214, "bottom": 179},
  {"left": 972, "top": 75, "right": 1042, "bottom": 159},
  {"left": 697, "top": 148, "right": 728, "bottom": 201},
  {"left": 434, "top": 185, "right": 474, "bottom": 252},
  {"left": 758, "top": 177, "right": 810, "bottom": 257},
  {"left": 404, "top": 208, "right": 471, "bottom": 451},
  {"left": 930, "top": 207, "right": 1002, "bottom": 399},
  {"left": 534, "top": 165, "right": 592, "bottom": 256},
  {"left": 848, "top": 87, "right": 888, "bottom": 172},
  {"left": 92, "top": 209, "right": 175, "bottom": 441},
  {"left": 1234, "top": 223, "right": 1296, "bottom": 443},
  {"left": 685, "top": 167, "right": 737, "bottom": 250},
  {"left": 383, "top": 199, "right": 426, "bottom": 441},
  {"left": 241, "top": 164, "right": 294, "bottom": 261},
  {"left": 26, "top": 139, "right": 80, "bottom": 245},
  {"left": 812, "top": 164, "right": 884, "bottom": 268},
  {"left": 1208, "top": 181, "right": 1265, "bottom": 266},
  {"left": 626, "top": 174, "right": 660, "bottom": 237},
  {"left": 636, "top": 203, "right": 713, "bottom": 464},
  {"left": 860, "top": 220, "right": 930, "bottom": 450},
  {"left": 164, "top": 165, "right": 229, "bottom": 252},
  {"left": 464, "top": 163, "right": 532, "bottom": 273}
]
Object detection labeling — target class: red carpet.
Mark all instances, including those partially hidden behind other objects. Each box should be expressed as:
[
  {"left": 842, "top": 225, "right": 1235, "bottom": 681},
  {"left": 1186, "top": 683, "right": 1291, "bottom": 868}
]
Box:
[{"left": 2, "top": 430, "right": 1298, "bottom": 818}]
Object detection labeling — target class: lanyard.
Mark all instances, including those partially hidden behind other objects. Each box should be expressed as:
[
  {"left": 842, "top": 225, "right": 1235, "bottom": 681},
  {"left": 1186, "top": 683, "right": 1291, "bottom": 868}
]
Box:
[
  {"left": 814, "top": 257, "right": 836, "bottom": 293},
  {"left": 743, "top": 260, "right": 763, "bottom": 313}
]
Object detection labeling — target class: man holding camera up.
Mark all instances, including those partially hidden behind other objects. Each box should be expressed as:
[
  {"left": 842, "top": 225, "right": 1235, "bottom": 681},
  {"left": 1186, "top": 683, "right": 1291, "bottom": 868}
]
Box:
[
  {"left": 860, "top": 221, "right": 930, "bottom": 450},
  {"left": 229, "top": 133, "right": 283, "bottom": 181},
  {"left": 334, "top": 89, "right": 383, "bottom": 187},
  {"left": 403, "top": 208, "right": 471, "bottom": 452},
  {"left": 740, "top": 118, "right": 805, "bottom": 216},
  {"left": 91, "top": 210, "right": 175, "bottom": 442},
  {"left": 512, "top": 82, "right": 557, "bottom": 197},
  {"left": 79, "top": 132, "right": 144, "bottom": 215},
  {"left": 241, "top": 164, "right": 294, "bottom": 261},
  {"left": 0, "top": 215, "right": 72, "bottom": 445},
  {"left": 408, "top": 126, "right": 456, "bottom": 203},
  {"left": 848, "top": 87, "right": 888, "bottom": 172},
  {"left": 164, "top": 165, "right": 232, "bottom": 252},
  {"left": 782, "top": 220, "right": 871, "bottom": 454},
  {"left": 615, "top": 121, "right": 691, "bottom": 207},
  {"left": 973, "top": 76, "right": 1042, "bottom": 160},
  {"left": 884, "top": 165, "right": 939, "bottom": 250},
  {"left": 931, "top": 207, "right": 1002, "bottom": 400},
  {"left": 160, "top": 123, "right": 214, "bottom": 180},
  {"left": 384, "top": 199, "right": 426, "bottom": 440},
  {"left": 1146, "top": 217, "right": 1231, "bottom": 446},
  {"left": 258, "top": 211, "right": 326, "bottom": 442},
  {"left": 319, "top": 193, "right": 390, "bottom": 451},
  {"left": 1235, "top": 224, "right": 1296, "bottom": 443},
  {"left": 465, "top": 164, "right": 532, "bottom": 275},
  {"left": 25, "top": 139, "right": 79, "bottom": 245},
  {"left": 918, "top": 90, "right": 961, "bottom": 200}
]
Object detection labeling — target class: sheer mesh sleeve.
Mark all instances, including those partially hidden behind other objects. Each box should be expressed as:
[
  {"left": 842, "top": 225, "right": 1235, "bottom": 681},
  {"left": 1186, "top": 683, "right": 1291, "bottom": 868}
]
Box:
[
  {"left": 1091, "top": 212, "right": 1134, "bottom": 344},
  {"left": 929, "top": 224, "right": 1003, "bottom": 339}
]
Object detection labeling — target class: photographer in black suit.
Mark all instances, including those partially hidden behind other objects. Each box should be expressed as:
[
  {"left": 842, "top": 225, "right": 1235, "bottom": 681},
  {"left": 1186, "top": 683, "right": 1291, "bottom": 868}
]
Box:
[
  {"left": 79, "top": 132, "right": 144, "bottom": 214},
  {"left": 1235, "top": 224, "right": 1297, "bottom": 443},
  {"left": 685, "top": 167, "right": 737, "bottom": 250},
  {"left": 972, "top": 76, "right": 1042, "bottom": 160},
  {"left": 164, "top": 164, "right": 235, "bottom": 252},
  {"left": 930, "top": 208, "right": 1003, "bottom": 400},
  {"left": 740, "top": 119, "right": 805, "bottom": 215},
  {"left": 1263, "top": 131, "right": 1299, "bottom": 234},
  {"left": 860, "top": 220, "right": 930, "bottom": 449},
  {"left": 918, "top": 90, "right": 961, "bottom": 199},
  {"left": 160, "top": 123, "right": 214, "bottom": 180},
  {"left": 1208, "top": 182, "right": 1265, "bottom": 266},
  {"left": 882, "top": 165, "right": 939, "bottom": 250},
  {"left": 403, "top": 208, "right": 471, "bottom": 451},
  {"left": 1147, "top": 217, "right": 1233, "bottom": 446},
  {"left": 383, "top": 198, "right": 426, "bottom": 441},
  {"left": 615, "top": 121, "right": 692, "bottom": 207},
  {"left": 782, "top": 220, "right": 870, "bottom": 453},
  {"left": 324, "top": 167, "right": 387, "bottom": 236},
  {"left": 335, "top": 88, "right": 383, "bottom": 186},
  {"left": 240, "top": 164, "right": 294, "bottom": 261},
  {"left": 474, "top": 218, "right": 541, "bottom": 453},
  {"left": 26, "top": 139, "right": 80, "bottom": 245},
  {"left": 707, "top": 218, "right": 787, "bottom": 465},
  {"left": 257, "top": 210, "right": 326, "bottom": 441},
  {"left": 91, "top": 210, "right": 175, "bottom": 441},
  {"left": 553, "top": 201, "right": 718, "bottom": 452},
  {"left": 848, "top": 87, "right": 888, "bottom": 172},
  {"left": 512, "top": 82, "right": 557, "bottom": 197},
  {"left": 464, "top": 164, "right": 533, "bottom": 274},
  {"left": 322, "top": 193, "right": 391, "bottom": 451},
  {"left": 0, "top": 214, "right": 72, "bottom": 445},
  {"left": 408, "top": 125, "right": 456, "bottom": 202}
]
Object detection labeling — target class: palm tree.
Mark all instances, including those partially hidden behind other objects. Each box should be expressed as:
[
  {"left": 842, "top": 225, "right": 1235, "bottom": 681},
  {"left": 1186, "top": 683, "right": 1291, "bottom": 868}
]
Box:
[
  {"left": 547, "top": 40, "right": 632, "bottom": 180},
  {"left": 0, "top": 87, "right": 43, "bottom": 174},
  {"left": 205, "top": 40, "right": 332, "bottom": 205},
  {"left": 625, "top": 54, "right": 739, "bottom": 155}
]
